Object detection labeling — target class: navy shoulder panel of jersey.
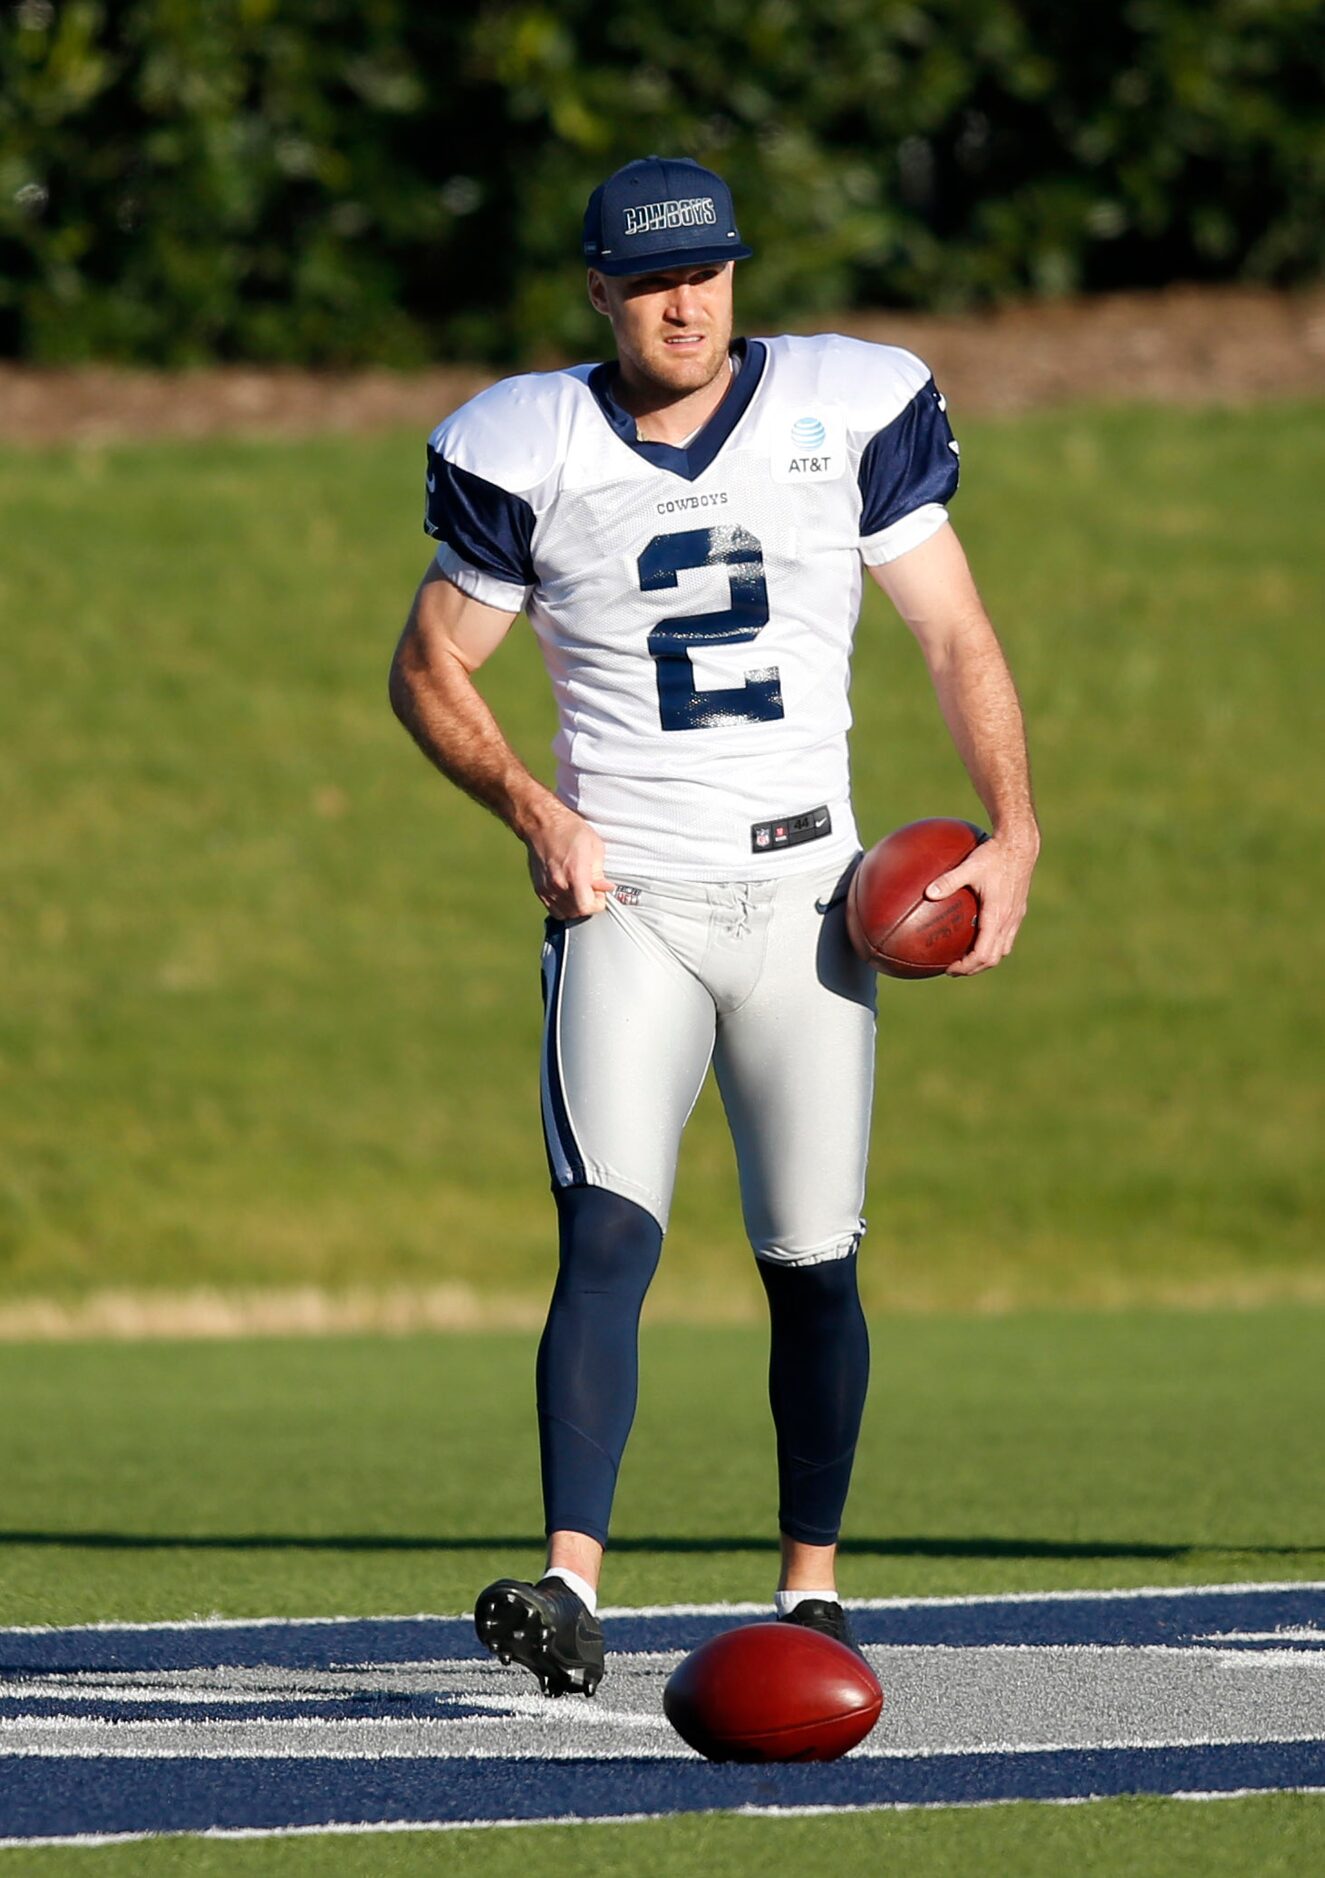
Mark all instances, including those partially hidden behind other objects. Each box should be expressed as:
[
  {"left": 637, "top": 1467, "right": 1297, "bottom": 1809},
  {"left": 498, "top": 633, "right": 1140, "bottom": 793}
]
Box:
[
  {"left": 424, "top": 455, "right": 536, "bottom": 586},
  {"left": 424, "top": 369, "right": 593, "bottom": 586},
  {"left": 857, "top": 373, "right": 959, "bottom": 535}
]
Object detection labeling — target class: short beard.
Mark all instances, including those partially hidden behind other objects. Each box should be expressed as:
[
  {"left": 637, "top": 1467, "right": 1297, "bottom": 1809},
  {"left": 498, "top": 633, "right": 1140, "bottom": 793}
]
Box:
[{"left": 616, "top": 338, "right": 730, "bottom": 407}]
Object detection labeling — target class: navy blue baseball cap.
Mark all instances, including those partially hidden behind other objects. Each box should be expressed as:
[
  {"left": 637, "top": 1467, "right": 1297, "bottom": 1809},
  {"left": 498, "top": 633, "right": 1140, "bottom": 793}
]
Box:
[{"left": 582, "top": 156, "right": 752, "bottom": 277}]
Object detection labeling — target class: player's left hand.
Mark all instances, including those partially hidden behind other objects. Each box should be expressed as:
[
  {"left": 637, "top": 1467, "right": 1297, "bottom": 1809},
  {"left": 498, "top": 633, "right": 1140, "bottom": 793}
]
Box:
[{"left": 924, "top": 830, "right": 1040, "bottom": 976}]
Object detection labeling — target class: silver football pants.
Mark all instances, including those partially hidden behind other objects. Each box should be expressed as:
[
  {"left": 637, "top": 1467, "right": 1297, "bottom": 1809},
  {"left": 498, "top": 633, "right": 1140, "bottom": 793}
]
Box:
[{"left": 539, "top": 854, "right": 876, "bottom": 1265}]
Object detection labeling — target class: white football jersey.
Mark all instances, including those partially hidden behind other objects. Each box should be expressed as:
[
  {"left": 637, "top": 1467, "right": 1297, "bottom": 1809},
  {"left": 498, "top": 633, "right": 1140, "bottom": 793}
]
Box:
[{"left": 424, "top": 334, "right": 959, "bottom": 880}]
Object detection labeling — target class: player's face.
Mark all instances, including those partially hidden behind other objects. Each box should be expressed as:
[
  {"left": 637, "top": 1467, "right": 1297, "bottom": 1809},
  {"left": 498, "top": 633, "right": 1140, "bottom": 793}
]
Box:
[{"left": 589, "top": 264, "right": 734, "bottom": 401}]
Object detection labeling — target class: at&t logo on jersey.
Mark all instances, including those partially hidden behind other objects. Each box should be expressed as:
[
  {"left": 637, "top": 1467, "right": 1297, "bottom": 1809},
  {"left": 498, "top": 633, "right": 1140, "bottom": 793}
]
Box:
[{"left": 773, "top": 410, "right": 845, "bottom": 483}]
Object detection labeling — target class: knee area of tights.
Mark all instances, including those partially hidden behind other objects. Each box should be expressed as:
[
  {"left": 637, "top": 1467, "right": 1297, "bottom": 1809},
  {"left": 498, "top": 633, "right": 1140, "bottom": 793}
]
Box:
[
  {"left": 757, "top": 1248, "right": 862, "bottom": 1302},
  {"left": 555, "top": 1186, "right": 662, "bottom": 1280}
]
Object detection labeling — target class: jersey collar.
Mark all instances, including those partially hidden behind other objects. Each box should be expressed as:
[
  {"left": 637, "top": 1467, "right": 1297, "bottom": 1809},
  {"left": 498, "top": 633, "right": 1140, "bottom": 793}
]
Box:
[{"left": 587, "top": 339, "right": 767, "bottom": 483}]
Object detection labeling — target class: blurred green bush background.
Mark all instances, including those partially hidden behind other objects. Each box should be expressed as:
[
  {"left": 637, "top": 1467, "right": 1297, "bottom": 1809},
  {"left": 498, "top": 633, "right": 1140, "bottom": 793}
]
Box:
[{"left": 3, "top": 0, "right": 1322, "bottom": 366}]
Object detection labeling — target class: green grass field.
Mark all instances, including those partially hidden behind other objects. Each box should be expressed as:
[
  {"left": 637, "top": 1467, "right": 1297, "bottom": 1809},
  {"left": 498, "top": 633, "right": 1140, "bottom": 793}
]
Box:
[
  {"left": 4, "top": 1312, "right": 1323, "bottom": 1625},
  {"left": 2, "top": 1310, "right": 1323, "bottom": 1870},
  {"left": 6, "top": 1798, "right": 1325, "bottom": 1878},
  {"left": 2, "top": 402, "right": 1322, "bottom": 1314},
  {"left": 2, "top": 400, "right": 1323, "bottom": 1866}
]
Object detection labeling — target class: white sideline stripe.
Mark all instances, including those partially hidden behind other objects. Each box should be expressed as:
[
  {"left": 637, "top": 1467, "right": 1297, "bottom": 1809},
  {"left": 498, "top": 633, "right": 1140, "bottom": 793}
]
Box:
[
  {"left": 604, "top": 1585, "right": 1321, "bottom": 1615},
  {"left": 4, "top": 1786, "right": 1325, "bottom": 1852},
  {"left": 0, "top": 1612, "right": 437, "bottom": 1637},
  {"left": 613, "top": 1581, "right": 1325, "bottom": 1619},
  {"left": 6, "top": 1729, "right": 1323, "bottom": 1763},
  {"left": 731, "top": 1785, "right": 1325, "bottom": 1820},
  {"left": 4, "top": 1580, "right": 1321, "bottom": 1637},
  {"left": 857, "top": 1641, "right": 1325, "bottom": 1660}
]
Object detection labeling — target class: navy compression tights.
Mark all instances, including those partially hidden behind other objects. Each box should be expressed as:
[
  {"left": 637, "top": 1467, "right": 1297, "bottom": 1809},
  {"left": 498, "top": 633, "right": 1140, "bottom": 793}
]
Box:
[
  {"left": 536, "top": 1187, "right": 663, "bottom": 1548},
  {"left": 758, "top": 1250, "right": 871, "bottom": 1546},
  {"left": 536, "top": 1185, "right": 870, "bottom": 1550}
]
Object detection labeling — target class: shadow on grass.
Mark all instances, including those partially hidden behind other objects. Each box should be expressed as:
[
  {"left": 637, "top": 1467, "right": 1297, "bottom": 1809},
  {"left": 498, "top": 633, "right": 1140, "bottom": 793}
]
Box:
[{"left": 0, "top": 1532, "right": 1320, "bottom": 1560}]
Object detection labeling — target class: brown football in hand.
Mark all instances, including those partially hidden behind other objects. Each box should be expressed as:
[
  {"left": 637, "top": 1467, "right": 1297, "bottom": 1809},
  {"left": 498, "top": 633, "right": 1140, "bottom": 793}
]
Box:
[{"left": 847, "top": 818, "right": 987, "bottom": 978}]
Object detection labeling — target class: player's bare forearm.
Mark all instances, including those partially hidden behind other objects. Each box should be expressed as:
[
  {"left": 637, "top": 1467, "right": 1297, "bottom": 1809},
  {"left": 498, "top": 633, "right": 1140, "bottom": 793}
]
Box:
[
  {"left": 389, "top": 565, "right": 610, "bottom": 917},
  {"left": 927, "top": 617, "right": 1038, "bottom": 846},
  {"left": 922, "top": 624, "right": 1039, "bottom": 974},
  {"left": 870, "top": 526, "right": 1039, "bottom": 974}
]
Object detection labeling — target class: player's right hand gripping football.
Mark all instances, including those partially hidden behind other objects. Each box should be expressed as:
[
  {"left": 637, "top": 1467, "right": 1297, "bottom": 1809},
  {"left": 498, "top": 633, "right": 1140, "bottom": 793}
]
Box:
[
  {"left": 924, "top": 828, "right": 1039, "bottom": 976},
  {"left": 524, "top": 802, "right": 612, "bottom": 920}
]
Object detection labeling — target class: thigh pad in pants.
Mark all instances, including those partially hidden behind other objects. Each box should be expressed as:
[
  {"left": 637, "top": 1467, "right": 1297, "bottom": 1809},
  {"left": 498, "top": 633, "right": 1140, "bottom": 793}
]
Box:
[{"left": 540, "top": 858, "right": 876, "bottom": 1260}]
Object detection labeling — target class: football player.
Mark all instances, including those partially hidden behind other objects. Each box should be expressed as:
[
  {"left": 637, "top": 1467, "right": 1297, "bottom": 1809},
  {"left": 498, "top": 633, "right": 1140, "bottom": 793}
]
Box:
[{"left": 390, "top": 157, "right": 1039, "bottom": 1696}]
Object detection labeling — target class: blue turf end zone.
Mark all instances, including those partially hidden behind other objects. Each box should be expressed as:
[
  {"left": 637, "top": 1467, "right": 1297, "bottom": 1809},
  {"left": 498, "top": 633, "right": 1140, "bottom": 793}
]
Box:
[
  {"left": 2, "top": 1584, "right": 1322, "bottom": 1846},
  {"left": 5, "top": 1741, "right": 1325, "bottom": 1841}
]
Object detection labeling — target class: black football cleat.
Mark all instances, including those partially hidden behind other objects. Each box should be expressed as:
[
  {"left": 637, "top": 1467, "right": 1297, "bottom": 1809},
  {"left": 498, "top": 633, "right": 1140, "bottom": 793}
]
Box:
[
  {"left": 778, "top": 1597, "right": 862, "bottom": 1654},
  {"left": 474, "top": 1574, "right": 605, "bottom": 1698}
]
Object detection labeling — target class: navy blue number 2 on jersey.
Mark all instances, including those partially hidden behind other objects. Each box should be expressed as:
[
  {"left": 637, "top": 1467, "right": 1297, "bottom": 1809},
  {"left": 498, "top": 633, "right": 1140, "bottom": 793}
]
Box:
[{"left": 637, "top": 526, "right": 784, "bottom": 732}]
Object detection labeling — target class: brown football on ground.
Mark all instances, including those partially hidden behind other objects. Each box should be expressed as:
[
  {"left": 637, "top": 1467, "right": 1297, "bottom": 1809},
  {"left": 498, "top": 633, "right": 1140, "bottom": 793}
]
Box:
[
  {"left": 847, "top": 818, "right": 987, "bottom": 978},
  {"left": 663, "top": 1621, "right": 883, "bottom": 1762}
]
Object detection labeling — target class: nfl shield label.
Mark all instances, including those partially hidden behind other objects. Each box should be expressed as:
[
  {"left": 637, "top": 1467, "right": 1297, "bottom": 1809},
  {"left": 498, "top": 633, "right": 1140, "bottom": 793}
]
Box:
[
  {"left": 772, "top": 409, "right": 846, "bottom": 483},
  {"left": 751, "top": 806, "right": 833, "bottom": 854}
]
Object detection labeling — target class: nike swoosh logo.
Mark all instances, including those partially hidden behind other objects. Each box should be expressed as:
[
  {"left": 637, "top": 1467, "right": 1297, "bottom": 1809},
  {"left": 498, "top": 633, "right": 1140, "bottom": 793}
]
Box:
[
  {"left": 815, "top": 892, "right": 848, "bottom": 915},
  {"left": 426, "top": 472, "right": 437, "bottom": 492}
]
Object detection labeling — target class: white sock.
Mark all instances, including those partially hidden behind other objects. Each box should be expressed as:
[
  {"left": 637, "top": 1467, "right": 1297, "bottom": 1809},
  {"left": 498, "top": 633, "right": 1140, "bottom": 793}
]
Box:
[
  {"left": 544, "top": 1566, "right": 598, "bottom": 1616},
  {"left": 776, "top": 1587, "right": 837, "bottom": 1616}
]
